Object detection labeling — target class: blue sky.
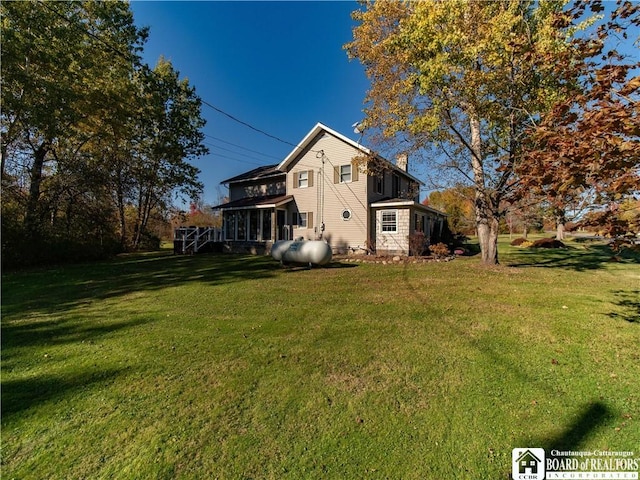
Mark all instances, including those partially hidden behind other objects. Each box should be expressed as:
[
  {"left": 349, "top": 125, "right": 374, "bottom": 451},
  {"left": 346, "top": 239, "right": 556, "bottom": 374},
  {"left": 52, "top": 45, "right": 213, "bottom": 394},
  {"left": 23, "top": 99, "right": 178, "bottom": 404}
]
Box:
[
  {"left": 130, "top": 1, "right": 639, "bottom": 209},
  {"left": 130, "top": 1, "right": 373, "bottom": 207}
]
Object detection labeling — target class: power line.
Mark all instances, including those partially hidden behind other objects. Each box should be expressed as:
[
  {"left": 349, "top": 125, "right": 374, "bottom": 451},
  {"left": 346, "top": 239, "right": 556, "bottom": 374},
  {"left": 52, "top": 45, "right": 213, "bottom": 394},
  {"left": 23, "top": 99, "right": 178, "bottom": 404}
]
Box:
[
  {"left": 201, "top": 100, "right": 298, "bottom": 148},
  {"left": 204, "top": 134, "right": 282, "bottom": 160},
  {"left": 206, "top": 150, "right": 264, "bottom": 167},
  {"left": 202, "top": 142, "right": 266, "bottom": 166},
  {"left": 38, "top": 1, "right": 324, "bottom": 160}
]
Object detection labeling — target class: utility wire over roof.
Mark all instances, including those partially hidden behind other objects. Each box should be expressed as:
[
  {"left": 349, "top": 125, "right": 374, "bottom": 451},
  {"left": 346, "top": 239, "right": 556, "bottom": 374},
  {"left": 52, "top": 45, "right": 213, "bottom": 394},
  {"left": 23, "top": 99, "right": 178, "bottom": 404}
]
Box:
[{"left": 220, "top": 164, "right": 283, "bottom": 185}]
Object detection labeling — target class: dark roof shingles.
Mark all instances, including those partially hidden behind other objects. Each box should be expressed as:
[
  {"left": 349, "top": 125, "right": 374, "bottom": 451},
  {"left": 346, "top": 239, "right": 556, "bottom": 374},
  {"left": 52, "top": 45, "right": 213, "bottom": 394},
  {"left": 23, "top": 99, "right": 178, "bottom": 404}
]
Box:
[{"left": 221, "top": 164, "right": 283, "bottom": 184}]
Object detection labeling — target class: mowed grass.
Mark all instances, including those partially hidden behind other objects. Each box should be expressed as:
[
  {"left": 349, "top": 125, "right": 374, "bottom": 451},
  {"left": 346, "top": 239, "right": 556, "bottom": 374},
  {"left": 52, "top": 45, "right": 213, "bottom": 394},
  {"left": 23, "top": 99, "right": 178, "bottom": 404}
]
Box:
[{"left": 2, "top": 238, "right": 639, "bottom": 479}]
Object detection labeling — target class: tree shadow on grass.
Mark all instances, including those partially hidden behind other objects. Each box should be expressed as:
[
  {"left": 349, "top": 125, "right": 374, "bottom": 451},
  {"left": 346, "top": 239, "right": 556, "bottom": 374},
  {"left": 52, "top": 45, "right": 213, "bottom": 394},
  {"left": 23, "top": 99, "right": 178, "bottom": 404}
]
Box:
[
  {"left": 505, "top": 244, "right": 634, "bottom": 272},
  {"left": 607, "top": 290, "right": 640, "bottom": 323},
  {"left": 504, "top": 402, "right": 614, "bottom": 478},
  {"left": 2, "top": 367, "right": 129, "bottom": 421},
  {"left": 1, "top": 316, "right": 152, "bottom": 363},
  {"left": 1, "top": 316, "right": 153, "bottom": 422},
  {"left": 1, "top": 252, "right": 281, "bottom": 319},
  {"left": 534, "top": 401, "right": 613, "bottom": 452},
  {"left": 278, "top": 262, "right": 359, "bottom": 272}
]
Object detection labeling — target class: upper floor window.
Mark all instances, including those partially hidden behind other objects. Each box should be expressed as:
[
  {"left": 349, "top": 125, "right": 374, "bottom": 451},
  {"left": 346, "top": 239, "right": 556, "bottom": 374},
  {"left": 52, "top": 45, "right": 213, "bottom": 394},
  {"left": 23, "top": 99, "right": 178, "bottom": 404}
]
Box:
[
  {"left": 376, "top": 174, "right": 384, "bottom": 195},
  {"left": 298, "top": 170, "right": 308, "bottom": 188},
  {"left": 409, "top": 181, "right": 419, "bottom": 200},
  {"left": 333, "top": 163, "right": 358, "bottom": 184},
  {"left": 340, "top": 164, "right": 352, "bottom": 183},
  {"left": 392, "top": 173, "right": 401, "bottom": 198},
  {"left": 293, "top": 170, "right": 313, "bottom": 189}
]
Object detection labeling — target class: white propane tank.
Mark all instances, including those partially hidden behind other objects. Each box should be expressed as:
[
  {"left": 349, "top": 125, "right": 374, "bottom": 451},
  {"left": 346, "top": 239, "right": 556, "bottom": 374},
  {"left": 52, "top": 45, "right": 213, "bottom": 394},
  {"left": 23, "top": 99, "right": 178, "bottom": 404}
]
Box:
[{"left": 271, "top": 240, "right": 332, "bottom": 266}]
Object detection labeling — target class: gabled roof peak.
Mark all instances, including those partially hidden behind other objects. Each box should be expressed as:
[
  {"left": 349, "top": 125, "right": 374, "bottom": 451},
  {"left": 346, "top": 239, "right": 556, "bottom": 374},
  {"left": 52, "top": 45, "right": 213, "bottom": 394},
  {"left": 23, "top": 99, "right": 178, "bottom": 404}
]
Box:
[
  {"left": 277, "top": 122, "right": 423, "bottom": 185},
  {"left": 277, "top": 122, "right": 370, "bottom": 172}
]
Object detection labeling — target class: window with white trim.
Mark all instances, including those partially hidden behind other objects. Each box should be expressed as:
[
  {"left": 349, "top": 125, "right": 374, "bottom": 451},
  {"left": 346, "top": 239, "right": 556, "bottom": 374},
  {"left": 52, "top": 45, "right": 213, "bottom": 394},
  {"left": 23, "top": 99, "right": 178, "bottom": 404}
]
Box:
[
  {"left": 237, "top": 210, "right": 247, "bottom": 240},
  {"left": 298, "top": 170, "right": 308, "bottom": 188},
  {"left": 293, "top": 211, "right": 313, "bottom": 229},
  {"left": 381, "top": 210, "right": 398, "bottom": 233},
  {"left": 340, "top": 164, "right": 352, "bottom": 183},
  {"left": 262, "top": 210, "right": 272, "bottom": 241},
  {"left": 298, "top": 212, "right": 308, "bottom": 228},
  {"left": 224, "top": 211, "right": 236, "bottom": 240},
  {"left": 249, "top": 210, "right": 259, "bottom": 240}
]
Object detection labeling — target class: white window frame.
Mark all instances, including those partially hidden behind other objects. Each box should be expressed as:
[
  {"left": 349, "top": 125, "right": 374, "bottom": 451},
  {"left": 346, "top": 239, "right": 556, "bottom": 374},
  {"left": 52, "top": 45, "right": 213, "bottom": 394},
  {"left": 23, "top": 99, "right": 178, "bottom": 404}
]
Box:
[
  {"left": 249, "top": 209, "right": 259, "bottom": 241},
  {"left": 260, "top": 210, "right": 272, "bottom": 241},
  {"left": 298, "top": 170, "right": 308, "bottom": 188},
  {"left": 297, "top": 212, "right": 308, "bottom": 228},
  {"left": 381, "top": 210, "right": 398, "bottom": 233},
  {"left": 236, "top": 210, "right": 247, "bottom": 241},
  {"left": 224, "top": 211, "right": 236, "bottom": 240},
  {"left": 340, "top": 164, "right": 352, "bottom": 183}
]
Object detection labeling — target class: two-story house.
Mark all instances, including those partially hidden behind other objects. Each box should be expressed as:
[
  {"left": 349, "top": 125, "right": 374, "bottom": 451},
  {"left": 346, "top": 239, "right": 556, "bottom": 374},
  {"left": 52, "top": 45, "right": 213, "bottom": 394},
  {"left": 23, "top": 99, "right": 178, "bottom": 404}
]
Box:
[{"left": 214, "top": 123, "right": 446, "bottom": 256}]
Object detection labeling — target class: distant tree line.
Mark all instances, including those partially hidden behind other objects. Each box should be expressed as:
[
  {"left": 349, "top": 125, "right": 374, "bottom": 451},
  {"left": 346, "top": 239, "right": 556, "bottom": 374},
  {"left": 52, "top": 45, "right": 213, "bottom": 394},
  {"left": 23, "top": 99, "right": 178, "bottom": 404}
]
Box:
[{"left": 1, "top": 1, "right": 208, "bottom": 267}]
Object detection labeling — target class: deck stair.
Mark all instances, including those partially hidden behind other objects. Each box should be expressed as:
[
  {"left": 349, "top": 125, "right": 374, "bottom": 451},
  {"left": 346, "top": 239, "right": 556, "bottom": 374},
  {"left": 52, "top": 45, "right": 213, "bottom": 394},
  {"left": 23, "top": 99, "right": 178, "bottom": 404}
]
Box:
[{"left": 173, "top": 226, "right": 222, "bottom": 254}]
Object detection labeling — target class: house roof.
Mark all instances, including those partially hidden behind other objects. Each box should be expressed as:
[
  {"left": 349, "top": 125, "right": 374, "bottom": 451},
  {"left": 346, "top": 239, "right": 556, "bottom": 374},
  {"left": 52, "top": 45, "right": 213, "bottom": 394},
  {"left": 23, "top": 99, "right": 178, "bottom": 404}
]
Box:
[
  {"left": 277, "top": 122, "right": 424, "bottom": 185},
  {"left": 370, "top": 198, "right": 448, "bottom": 216},
  {"left": 212, "top": 194, "right": 293, "bottom": 210},
  {"left": 220, "top": 164, "right": 284, "bottom": 185}
]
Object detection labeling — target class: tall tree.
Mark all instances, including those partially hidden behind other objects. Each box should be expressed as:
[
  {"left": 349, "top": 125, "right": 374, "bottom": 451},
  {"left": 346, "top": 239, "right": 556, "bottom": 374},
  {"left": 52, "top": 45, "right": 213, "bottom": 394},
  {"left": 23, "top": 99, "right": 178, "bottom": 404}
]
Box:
[
  {"left": 519, "top": 0, "right": 640, "bottom": 238},
  {"left": 129, "top": 60, "right": 207, "bottom": 249},
  {"left": 346, "top": 0, "right": 567, "bottom": 264},
  {"left": 1, "top": 1, "right": 208, "bottom": 264},
  {"left": 1, "top": 0, "right": 146, "bottom": 238}
]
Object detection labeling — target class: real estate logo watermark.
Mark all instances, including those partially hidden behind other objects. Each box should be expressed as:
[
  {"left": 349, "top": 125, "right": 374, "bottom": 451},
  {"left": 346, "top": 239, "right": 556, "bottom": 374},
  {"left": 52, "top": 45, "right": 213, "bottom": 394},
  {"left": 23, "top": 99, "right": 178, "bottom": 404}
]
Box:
[
  {"left": 511, "top": 448, "right": 639, "bottom": 480},
  {"left": 513, "top": 448, "right": 546, "bottom": 480}
]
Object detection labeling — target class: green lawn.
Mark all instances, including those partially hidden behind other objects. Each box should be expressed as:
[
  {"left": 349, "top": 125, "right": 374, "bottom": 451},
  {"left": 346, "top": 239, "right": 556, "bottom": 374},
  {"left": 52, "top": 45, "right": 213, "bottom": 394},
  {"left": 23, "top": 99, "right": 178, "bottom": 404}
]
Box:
[{"left": 2, "top": 238, "right": 639, "bottom": 479}]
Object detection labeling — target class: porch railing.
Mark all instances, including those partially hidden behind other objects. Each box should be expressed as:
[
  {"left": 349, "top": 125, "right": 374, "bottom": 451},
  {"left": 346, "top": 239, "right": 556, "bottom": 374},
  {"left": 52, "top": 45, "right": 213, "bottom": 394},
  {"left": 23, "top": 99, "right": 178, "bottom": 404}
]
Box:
[{"left": 173, "top": 227, "right": 222, "bottom": 254}]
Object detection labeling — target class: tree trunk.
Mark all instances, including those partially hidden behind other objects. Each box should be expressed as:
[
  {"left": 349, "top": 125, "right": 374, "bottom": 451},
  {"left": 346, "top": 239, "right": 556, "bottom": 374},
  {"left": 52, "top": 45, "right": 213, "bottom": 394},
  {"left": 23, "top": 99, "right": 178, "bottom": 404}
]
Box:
[
  {"left": 114, "top": 167, "right": 128, "bottom": 249},
  {"left": 555, "top": 207, "right": 566, "bottom": 240},
  {"left": 24, "top": 141, "right": 49, "bottom": 236},
  {"left": 477, "top": 215, "right": 499, "bottom": 265},
  {"left": 469, "top": 111, "right": 499, "bottom": 265}
]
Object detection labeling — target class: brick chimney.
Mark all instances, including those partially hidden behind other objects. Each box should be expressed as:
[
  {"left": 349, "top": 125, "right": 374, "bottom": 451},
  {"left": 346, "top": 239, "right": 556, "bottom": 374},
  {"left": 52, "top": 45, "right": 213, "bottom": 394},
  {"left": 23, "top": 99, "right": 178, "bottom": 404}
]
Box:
[{"left": 396, "top": 153, "right": 408, "bottom": 172}]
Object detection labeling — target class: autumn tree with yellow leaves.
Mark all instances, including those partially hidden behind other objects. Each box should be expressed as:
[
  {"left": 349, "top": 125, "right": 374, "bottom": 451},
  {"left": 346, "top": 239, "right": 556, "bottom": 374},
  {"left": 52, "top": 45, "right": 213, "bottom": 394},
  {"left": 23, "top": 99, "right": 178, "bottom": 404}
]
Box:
[{"left": 346, "top": 0, "right": 637, "bottom": 264}]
